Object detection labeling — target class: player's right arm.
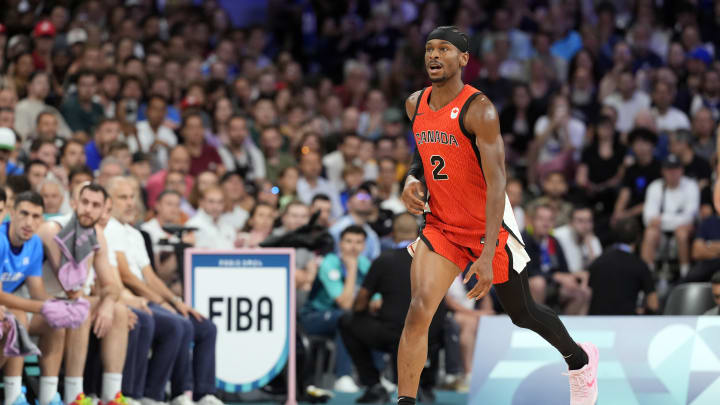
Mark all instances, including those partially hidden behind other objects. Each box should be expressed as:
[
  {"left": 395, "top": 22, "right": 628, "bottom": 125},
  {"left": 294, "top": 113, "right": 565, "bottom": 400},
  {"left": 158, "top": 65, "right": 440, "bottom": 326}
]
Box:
[
  {"left": 0, "top": 287, "right": 45, "bottom": 313},
  {"left": 402, "top": 90, "right": 427, "bottom": 215}
]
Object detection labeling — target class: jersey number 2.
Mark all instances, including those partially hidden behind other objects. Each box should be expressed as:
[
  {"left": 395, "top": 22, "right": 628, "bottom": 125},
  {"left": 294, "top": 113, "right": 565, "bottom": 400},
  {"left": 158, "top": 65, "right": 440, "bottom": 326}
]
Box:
[{"left": 430, "top": 155, "right": 448, "bottom": 180}]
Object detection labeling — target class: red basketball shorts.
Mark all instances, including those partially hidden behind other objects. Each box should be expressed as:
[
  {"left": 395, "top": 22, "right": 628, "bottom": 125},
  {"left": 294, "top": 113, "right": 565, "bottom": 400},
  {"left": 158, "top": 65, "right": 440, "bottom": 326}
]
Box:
[{"left": 409, "top": 219, "right": 513, "bottom": 284}]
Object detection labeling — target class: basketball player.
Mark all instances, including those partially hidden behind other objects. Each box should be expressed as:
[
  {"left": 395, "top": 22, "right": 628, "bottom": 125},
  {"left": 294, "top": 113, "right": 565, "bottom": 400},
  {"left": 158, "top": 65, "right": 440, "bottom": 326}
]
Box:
[{"left": 397, "top": 27, "right": 599, "bottom": 405}]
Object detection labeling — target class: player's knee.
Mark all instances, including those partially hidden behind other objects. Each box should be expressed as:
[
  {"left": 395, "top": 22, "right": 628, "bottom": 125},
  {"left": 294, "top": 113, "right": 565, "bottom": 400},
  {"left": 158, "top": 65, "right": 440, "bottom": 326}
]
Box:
[
  {"left": 675, "top": 226, "right": 691, "bottom": 240},
  {"left": 113, "top": 302, "right": 129, "bottom": 327},
  {"left": 405, "top": 297, "right": 433, "bottom": 330}
]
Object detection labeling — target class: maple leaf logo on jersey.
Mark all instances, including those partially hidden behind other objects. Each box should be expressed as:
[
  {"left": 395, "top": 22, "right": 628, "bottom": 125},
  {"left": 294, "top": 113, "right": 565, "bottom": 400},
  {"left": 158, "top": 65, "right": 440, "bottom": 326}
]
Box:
[{"left": 450, "top": 107, "right": 459, "bottom": 119}]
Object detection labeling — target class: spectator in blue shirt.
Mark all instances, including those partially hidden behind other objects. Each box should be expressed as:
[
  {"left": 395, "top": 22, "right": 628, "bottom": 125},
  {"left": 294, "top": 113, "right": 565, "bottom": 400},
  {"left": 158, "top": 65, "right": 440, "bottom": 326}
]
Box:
[
  {"left": 329, "top": 188, "right": 381, "bottom": 261},
  {"left": 301, "top": 225, "right": 371, "bottom": 393},
  {"left": 0, "top": 191, "right": 66, "bottom": 405}
]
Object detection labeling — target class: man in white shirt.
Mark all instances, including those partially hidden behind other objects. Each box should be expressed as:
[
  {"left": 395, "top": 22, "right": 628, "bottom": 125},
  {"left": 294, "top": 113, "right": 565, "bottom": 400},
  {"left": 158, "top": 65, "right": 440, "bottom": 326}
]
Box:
[
  {"left": 297, "top": 151, "right": 343, "bottom": 219},
  {"left": 217, "top": 115, "right": 265, "bottom": 181},
  {"left": 185, "top": 186, "right": 236, "bottom": 249},
  {"left": 376, "top": 157, "right": 406, "bottom": 214},
  {"left": 105, "top": 176, "right": 222, "bottom": 405},
  {"left": 553, "top": 206, "right": 602, "bottom": 275},
  {"left": 641, "top": 154, "right": 699, "bottom": 276},
  {"left": 651, "top": 80, "right": 690, "bottom": 133},
  {"left": 130, "top": 96, "right": 177, "bottom": 171},
  {"left": 603, "top": 69, "right": 651, "bottom": 133},
  {"left": 323, "top": 133, "right": 362, "bottom": 192}
]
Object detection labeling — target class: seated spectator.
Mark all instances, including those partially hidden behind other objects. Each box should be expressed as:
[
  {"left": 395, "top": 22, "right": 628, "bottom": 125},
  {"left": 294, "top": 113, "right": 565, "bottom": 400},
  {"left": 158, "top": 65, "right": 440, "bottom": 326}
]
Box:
[
  {"left": 188, "top": 170, "right": 219, "bottom": 211},
  {"left": 259, "top": 125, "right": 294, "bottom": 184},
  {"left": 575, "top": 115, "right": 626, "bottom": 216},
  {"left": 690, "top": 69, "right": 720, "bottom": 120},
  {"left": 60, "top": 70, "right": 104, "bottom": 137},
  {"left": 641, "top": 154, "right": 700, "bottom": 276},
  {"left": 685, "top": 213, "right": 720, "bottom": 282},
  {"left": 277, "top": 167, "right": 299, "bottom": 211},
  {"left": 691, "top": 107, "right": 716, "bottom": 163},
  {"left": 218, "top": 171, "right": 250, "bottom": 231},
  {"left": 703, "top": 272, "right": 720, "bottom": 315},
  {"left": 130, "top": 95, "right": 177, "bottom": 171},
  {"left": 0, "top": 192, "right": 68, "bottom": 405},
  {"left": 38, "top": 178, "right": 64, "bottom": 218},
  {"left": 376, "top": 157, "right": 405, "bottom": 214},
  {"left": 38, "top": 185, "right": 130, "bottom": 405},
  {"left": 182, "top": 111, "right": 224, "bottom": 176},
  {"left": 234, "top": 202, "right": 276, "bottom": 248},
  {"left": 669, "top": 129, "right": 713, "bottom": 190},
  {"left": 311, "top": 194, "right": 334, "bottom": 228},
  {"left": 323, "top": 133, "right": 362, "bottom": 192},
  {"left": 553, "top": 206, "right": 602, "bottom": 275},
  {"left": 297, "top": 150, "right": 343, "bottom": 220},
  {"left": 603, "top": 69, "right": 651, "bottom": 133},
  {"left": 589, "top": 218, "right": 658, "bottom": 315},
  {"left": 339, "top": 164, "right": 365, "bottom": 212},
  {"left": 97, "top": 157, "right": 125, "bottom": 188},
  {"left": 523, "top": 204, "right": 591, "bottom": 314},
  {"left": 499, "top": 83, "right": 539, "bottom": 161},
  {"left": 26, "top": 159, "right": 48, "bottom": 190},
  {"left": 186, "top": 186, "right": 235, "bottom": 249},
  {"left": 301, "top": 225, "right": 370, "bottom": 393},
  {"left": 84, "top": 118, "right": 121, "bottom": 171},
  {"left": 141, "top": 190, "right": 190, "bottom": 289},
  {"left": 218, "top": 115, "right": 265, "bottom": 182},
  {"left": 14, "top": 71, "right": 71, "bottom": 139},
  {"left": 340, "top": 213, "right": 446, "bottom": 403},
  {"left": 330, "top": 188, "right": 381, "bottom": 260},
  {"left": 164, "top": 170, "right": 195, "bottom": 220},
  {"left": 612, "top": 128, "right": 661, "bottom": 226},
  {"left": 104, "top": 177, "right": 221, "bottom": 405},
  {"left": 145, "top": 145, "right": 193, "bottom": 210},
  {"left": 528, "top": 171, "right": 573, "bottom": 227},
  {"left": 58, "top": 139, "right": 87, "bottom": 186},
  {"left": 528, "top": 94, "right": 585, "bottom": 184},
  {"left": 652, "top": 80, "right": 690, "bottom": 133}
]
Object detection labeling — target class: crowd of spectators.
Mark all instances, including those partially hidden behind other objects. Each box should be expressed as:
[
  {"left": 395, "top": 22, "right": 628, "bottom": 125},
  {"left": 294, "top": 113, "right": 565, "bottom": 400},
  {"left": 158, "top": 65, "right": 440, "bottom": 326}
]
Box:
[{"left": 0, "top": 0, "right": 719, "bottom": 402}]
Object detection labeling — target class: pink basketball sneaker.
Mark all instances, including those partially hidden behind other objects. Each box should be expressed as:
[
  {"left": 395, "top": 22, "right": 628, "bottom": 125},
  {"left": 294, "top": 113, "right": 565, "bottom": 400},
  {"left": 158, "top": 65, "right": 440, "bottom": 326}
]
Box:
[{"left": 566, "top": 342, "right": 599, "bottom": 405}]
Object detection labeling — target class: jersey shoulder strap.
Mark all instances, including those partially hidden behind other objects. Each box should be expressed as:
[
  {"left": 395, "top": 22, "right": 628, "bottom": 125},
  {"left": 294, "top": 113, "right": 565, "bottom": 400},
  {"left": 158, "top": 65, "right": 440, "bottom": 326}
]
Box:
[
  {"left": 458, "top": 91, "right": 484, "bottom": 138},
  {"left": 410, "top": 87, "right": 427, "bottom": 128}
]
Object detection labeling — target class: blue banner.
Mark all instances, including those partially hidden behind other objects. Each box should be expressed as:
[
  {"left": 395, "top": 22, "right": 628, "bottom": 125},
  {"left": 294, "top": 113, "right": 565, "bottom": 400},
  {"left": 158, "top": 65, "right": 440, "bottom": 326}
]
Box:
[{"left": 468, "top": 316, "right": 720, "bottom": 405}]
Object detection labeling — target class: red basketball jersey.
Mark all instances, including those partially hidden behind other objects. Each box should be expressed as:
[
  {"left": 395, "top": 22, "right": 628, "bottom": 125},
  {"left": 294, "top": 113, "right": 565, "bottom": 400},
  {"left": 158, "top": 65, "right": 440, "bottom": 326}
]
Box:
[{"left": 411, "top": 84, "right": 511, "bottom": 247}]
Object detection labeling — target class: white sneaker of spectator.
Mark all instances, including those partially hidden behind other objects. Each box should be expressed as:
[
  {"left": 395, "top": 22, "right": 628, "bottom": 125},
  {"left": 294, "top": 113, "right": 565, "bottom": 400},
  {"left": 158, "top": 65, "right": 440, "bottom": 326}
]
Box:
[
  {"left": 169, "top": 394, "right": 194, "bottom": 405},
  {"left": 333, "top": 375, "right": 359, "bottom": 393},
  {"left": 125, "top": 398, "right": 143, "bottom": 405},
  {"left": 196, "top": 395, "right": 223, "bottom": 405},
  {"left": 380, "top": 376, "right": 396, "bottom": 394}
]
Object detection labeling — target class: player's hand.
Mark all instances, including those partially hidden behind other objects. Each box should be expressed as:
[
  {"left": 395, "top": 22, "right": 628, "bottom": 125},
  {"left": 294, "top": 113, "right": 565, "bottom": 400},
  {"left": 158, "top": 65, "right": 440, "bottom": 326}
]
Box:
[
  {"left": 465, "top": 251, "right": 494, "bottom": 300},
  {"left": 402, "top": 178, "right": 427, "bottom": 215}
]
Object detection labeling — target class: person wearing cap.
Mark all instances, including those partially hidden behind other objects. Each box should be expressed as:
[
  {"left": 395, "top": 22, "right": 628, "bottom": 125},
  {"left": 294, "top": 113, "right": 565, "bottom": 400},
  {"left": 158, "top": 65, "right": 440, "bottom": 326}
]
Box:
[
  {"left": 612, "top": 128, "right": 661, "bottom": 226},
  {"left": 0, "top": 128, "right": 24, "bottom": 184},
  {"left": 32, "top": 20, "right": 56, "bottom": 71},
  {"left": 669, "top": 129, "right": 713, "bottom": 190},
  {"left": 66, "top": 28, "right": 88, "bottom": 59},
  {"left": 641, "top": 153, "right": 700, "bottom": 276}
]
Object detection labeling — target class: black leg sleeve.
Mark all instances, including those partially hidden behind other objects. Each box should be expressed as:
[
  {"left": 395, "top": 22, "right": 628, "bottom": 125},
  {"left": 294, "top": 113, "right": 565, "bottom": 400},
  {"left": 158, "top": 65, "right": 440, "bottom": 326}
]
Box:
[{"left": 494, "top": 268, "right": 587, "bottom": 369}]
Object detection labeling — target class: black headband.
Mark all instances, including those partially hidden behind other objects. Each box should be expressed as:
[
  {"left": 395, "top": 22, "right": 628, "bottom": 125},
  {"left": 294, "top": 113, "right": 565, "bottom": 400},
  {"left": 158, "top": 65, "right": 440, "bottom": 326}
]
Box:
[{"left": 426, "top": 26, "right": 469, "bottom": 53}]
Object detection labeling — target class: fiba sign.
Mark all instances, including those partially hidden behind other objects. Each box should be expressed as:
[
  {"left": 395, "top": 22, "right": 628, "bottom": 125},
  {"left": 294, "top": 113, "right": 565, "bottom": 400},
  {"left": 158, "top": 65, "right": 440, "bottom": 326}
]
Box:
[{"left": 185, "top": 249, "right": 296, "bottom": 403}]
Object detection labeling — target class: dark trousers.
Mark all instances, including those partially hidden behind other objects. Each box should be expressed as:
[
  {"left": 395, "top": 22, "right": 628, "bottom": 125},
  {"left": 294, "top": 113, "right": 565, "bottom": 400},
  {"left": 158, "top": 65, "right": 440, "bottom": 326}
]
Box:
[
  {"left": 83, "top": 308, "right": 155, "bottom": 398},
  {"left": 145, "top": 304, "right": 218, "bottom": 401},
  {"left": 300, "top": 309, "right": 352, "bottom": 377},
  {"left": 339, "top": 312, "right": 441, "bottom": 388},
  {"left": 123, "top": 309, "right": 155, "bottom": 398},
  {"left": 685, "top": 259, "right": 720, "bottom": 282}
]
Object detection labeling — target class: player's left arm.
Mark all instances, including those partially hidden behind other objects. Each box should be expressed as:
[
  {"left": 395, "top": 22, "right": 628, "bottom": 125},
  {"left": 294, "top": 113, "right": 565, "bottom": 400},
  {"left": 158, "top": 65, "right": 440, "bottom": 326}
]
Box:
[
  {"left": 468, "top": 96, "right": 505, "bottom": 258},
  {"left": 464, "top": 96, "right": 506, "bottom": 299}
]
